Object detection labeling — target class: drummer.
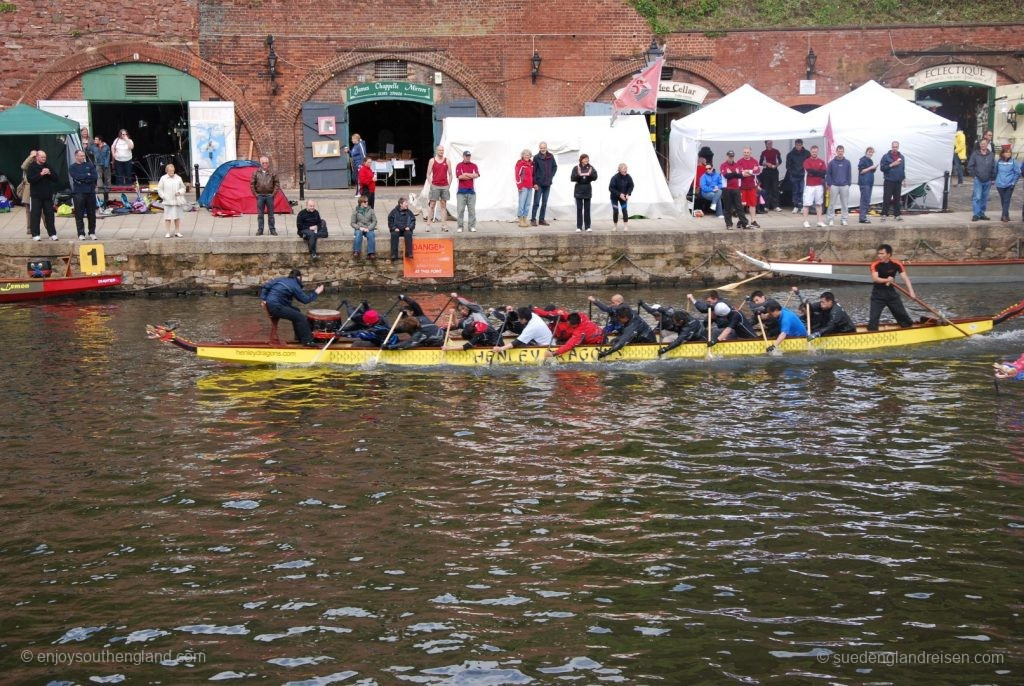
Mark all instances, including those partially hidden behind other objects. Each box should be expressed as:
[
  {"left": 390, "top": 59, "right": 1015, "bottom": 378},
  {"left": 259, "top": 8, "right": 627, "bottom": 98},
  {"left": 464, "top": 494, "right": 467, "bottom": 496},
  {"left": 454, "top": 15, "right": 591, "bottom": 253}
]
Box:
[{"left": 259, "top": 269, "right": 325, "bottom": 347}]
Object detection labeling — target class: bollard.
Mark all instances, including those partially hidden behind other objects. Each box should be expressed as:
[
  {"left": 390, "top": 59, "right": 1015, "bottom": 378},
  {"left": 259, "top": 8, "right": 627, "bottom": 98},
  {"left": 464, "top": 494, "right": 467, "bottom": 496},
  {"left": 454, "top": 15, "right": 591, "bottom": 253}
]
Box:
[
  {"left": 194, "top": 164, "right": 201, "bottom": 202},
  {"left": 298, "top": 163, "right": 305, "bottom": 201},
  {"left": 942, "top": 171, "right": 949, "bottom": 212}
]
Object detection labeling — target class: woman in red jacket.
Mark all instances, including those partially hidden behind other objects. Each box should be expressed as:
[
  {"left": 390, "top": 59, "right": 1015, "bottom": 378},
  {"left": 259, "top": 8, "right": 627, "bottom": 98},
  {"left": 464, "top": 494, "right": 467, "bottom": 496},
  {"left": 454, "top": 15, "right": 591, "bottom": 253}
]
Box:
[
  {"left": 357, "top": 158, "right": 377, "bottom": 208},
  {"left": 515, "top": 149, "right": 534, "bottom": 228}
]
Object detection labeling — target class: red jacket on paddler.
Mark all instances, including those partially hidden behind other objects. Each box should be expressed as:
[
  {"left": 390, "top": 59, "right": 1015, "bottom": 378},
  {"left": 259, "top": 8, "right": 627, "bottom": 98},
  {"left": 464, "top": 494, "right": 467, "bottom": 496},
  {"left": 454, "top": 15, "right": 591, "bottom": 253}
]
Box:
[
  {"left": 553, "top": 314, "right": 605, "bottom": 356},
  {"left": 533, "top": 306, "right": 572, "bottom": 341}
]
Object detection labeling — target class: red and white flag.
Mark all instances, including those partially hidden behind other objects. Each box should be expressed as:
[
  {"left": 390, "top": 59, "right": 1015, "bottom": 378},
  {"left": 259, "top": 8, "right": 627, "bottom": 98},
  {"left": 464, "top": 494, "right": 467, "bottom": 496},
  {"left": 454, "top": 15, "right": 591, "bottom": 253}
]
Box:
[
  {"left": 823, "top": 113, "right": 835, "bottom": 162},
  {"left": 612, "top": 58, "right": 664, "bottom": 124}
]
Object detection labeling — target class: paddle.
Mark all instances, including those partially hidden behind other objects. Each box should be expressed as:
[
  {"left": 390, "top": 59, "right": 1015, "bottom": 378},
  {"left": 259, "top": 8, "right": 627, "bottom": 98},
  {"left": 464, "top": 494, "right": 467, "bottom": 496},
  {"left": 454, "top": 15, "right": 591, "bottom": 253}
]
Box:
[
  {"left": 488, "top": 310, "right": 511, "bottom": 366},
  {"left": 432, "top": 295, "right": 456, "bottom": 324},
  {"left": 370, "top": 311, "right": 405, "bottom": 367},
  {"left": 438, "top": 309, "right": 456, "bottom": 365},
  {"left": 804, "top": 299, "right": 816, "bottom": 353},
  {"left": 892, "top": 284, "right": 971, "bottom": 337},
  {"left": 757, "top": 312, "right": 771, "bottom": 350},
  {"left": 709, "top": 255, "right": 813, "bottom": 292},
  {"left": 308, "top": 301, "right": 366, "bottom": 366},
  {"left": 706, "top": 306, "right": 714, "bottom": 359}
]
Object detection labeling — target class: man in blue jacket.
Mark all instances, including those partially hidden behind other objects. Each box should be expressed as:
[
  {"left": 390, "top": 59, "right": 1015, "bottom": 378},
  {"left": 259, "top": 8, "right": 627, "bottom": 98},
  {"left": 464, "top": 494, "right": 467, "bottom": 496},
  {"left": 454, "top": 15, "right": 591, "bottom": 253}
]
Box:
[
  {"left": 856, "top": 147, "right": 877, "bottom": 224},
  {"left": 761, "top": 300, "right": 807, "bottom": 354},
  {"left": 879, "top": 141, "right": 905, "bottom": 221},
  {"left": 259, "top": 269, "right": 325, "bottom": 346},
  {"left": 69, "top": 149, "right": 98, "bottom": 240},
  {"left": 824, "top": 145, "right": 852, "bottom": 226},
  {"left": 699, "top": 163, "right": 724, "bottom": 217}
]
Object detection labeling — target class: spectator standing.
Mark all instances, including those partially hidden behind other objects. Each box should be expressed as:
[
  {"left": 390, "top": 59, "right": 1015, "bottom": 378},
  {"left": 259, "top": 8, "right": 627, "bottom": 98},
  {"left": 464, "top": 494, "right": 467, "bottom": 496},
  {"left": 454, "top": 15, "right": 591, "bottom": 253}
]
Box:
[
  {"left": 719, "top": 150, "right": 747, "bottom": 229},
  {"left": 250, "top": 155, "right": 280, "bottom": 235},
  {"left": 454, "top": 150, "right": 480, "bottom": 233},
  {"left": 569, "top": 153, "right": 597, "bottom": 232},
  {"left": 608, "top": 163, "right": 634, "bottom": 231},
  {"left": 350, "top": 195, "right": 377, "bottom": 259},
  {"left": 879, "top": 141, "right": 906, "bottom": 221},
  {"left": 357, "top": 158, "right": 376, "bottom": 208},
  {"left": 699, "top": 162, "right": 724, "bottom": 218},
  {"left": 425, "top": 145, "right": 452, "bottom": 232},
  {"left": 80, "top": 127, "right": 92, "bottom": 161},
  {"left": 111, "top": 129, "right": 134, "bottom": 186},
  {"left": 345, "top": 133, "right": 367, "bottom": 194},
  {"left": 89, "top": 136, "right": 112, "bottom": 204},
  {"left": 785, "top": 139, "right": 810, "bottom": 213},
  {"left": 953, "top": 128, "right": 966, "bottom": 186},
  {"left": 824, "top": 145, "right": 852, "bottom": 226},
  {"left": 531, "top": 141, "right": 558, "bottom": 226},
  {"left": 157, "top": 163, "right": 187, "bottom": 238},
  {"left": 759, "top": 140, "right": 782, "bottom": 211},
  {"left": 993, "top": 145, "right": 1019, "bottom": 223},
  {"left": 69, "top": 149, "right": 98, "bottom": 240},
  {"left": 737, "top": 147, "right": 762, "bottom": 229},
  {"left": 856, "top": 146, "right": 877, "bottom": 224},
  {"left": 26, "top": 150, "right": 59, "bottom": 241},
  {"left": 801, "top": 145, "right": 827, "bottom": 228},
  {"left": 515, "top": 149, "right": 534, "bottom": 228},
  {"left": 967, "top": 138, "right": 995, "bottom": 221},
  {"left": 388, "top": 196, "right": 416, "bottom": 260},
  {"left": 296, "top": 199, "right": 326, "bottom": 260},
  {"left": 19, "top": 150, "right": 35, "bottom": 235}
]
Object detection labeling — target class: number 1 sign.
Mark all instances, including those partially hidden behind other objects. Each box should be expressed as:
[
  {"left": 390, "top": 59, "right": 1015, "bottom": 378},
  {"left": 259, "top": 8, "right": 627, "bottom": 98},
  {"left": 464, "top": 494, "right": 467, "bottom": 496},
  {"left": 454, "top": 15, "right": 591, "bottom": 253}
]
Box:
[{"left": 79, "top": 244, "right": 106, "bottom": 275}]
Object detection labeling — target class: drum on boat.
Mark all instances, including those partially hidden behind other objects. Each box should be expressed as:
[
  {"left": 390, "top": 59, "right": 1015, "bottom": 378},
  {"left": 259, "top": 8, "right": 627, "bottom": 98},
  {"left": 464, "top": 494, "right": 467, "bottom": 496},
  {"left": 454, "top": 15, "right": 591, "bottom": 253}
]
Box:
[{"left": 307, "top": 309, "right": 342, "bottom": 340}]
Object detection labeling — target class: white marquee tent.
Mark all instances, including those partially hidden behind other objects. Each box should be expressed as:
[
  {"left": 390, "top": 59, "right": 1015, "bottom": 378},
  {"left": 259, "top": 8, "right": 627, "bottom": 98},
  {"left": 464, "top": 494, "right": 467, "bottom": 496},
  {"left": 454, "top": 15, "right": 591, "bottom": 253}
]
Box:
[
  {"left": 800, "top": 80, "right": 956, "bottom": 208},
  {"left": 668, "top": 84, "right": 815, "bottom": 204},
  {"left": 427, "top": 115, "right": 679, "bottom": 222}
]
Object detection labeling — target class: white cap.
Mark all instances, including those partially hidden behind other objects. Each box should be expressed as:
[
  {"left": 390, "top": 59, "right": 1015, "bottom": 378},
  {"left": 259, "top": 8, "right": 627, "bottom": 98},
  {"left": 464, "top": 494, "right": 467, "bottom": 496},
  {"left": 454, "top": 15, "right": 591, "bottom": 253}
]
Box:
[
  {"left": 713, "top": 302, "right": 731, "bottom": 317},
  {"left": 649, "top": 304, "right": 661, "bottom": 310}
]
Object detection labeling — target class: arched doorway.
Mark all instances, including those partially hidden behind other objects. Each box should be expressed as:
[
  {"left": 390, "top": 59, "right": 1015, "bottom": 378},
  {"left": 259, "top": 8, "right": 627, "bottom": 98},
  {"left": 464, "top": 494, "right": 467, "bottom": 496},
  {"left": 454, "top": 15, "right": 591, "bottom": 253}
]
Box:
[{"left": 911, "top": 64, "right": 996, "bottom": 151}]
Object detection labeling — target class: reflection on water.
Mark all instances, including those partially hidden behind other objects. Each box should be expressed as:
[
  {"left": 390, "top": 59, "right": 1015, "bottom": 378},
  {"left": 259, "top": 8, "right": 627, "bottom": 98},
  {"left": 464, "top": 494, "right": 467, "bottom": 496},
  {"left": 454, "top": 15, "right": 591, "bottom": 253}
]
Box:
[{"left": 1, "top": 286, "right": 1022, "bottom": 684}]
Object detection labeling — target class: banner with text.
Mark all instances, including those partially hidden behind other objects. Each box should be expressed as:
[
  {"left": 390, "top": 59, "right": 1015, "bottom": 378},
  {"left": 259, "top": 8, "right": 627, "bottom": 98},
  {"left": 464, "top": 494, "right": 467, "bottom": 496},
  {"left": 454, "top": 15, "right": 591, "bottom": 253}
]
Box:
[{"left": 404, "top": 238, "right": 454, "bottom": 278}]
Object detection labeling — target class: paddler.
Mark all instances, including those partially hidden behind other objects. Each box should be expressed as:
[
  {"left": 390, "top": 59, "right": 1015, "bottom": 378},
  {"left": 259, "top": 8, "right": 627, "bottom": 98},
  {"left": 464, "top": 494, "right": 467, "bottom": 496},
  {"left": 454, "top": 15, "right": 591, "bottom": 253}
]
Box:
[
  {"left": 544, "top": 312, "right": 605, "bottom": 358},
  {"left": 868, "top": 243, "right": 915, "bottom": 331},
  {"left": 708, "top": 301, "right": 757, "bottom": 346},
  {"left": 259, "top": 269, "right": 325, "bottom": 347},
  {"left": 806, "top": 291, "right": 856, "bottom": 339},
  {"left": 492, "top": 307, "right": 554, "bottom": 353},
  {"left": 760, "top": 299, "right": 807, "bottom": 353},
  {"left": 587, "top": 293, "right": 627, "bottom": 335},
  {"left": 657, "top": 310, "right": 707, "bottom": 355},
  {"left": 597, "top": 306, "right": 656, "bottom": 358}
]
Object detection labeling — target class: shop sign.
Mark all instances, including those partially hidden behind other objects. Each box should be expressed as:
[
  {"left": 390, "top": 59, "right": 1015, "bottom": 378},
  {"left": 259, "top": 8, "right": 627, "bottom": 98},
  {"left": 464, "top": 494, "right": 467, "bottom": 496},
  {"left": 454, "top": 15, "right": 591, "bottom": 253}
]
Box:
[
  {"left": 913, "top": 64, "right": 997, "bottom": 89},
  {"left": 346, "top": 81, "right": 435, "bottom": 106}
]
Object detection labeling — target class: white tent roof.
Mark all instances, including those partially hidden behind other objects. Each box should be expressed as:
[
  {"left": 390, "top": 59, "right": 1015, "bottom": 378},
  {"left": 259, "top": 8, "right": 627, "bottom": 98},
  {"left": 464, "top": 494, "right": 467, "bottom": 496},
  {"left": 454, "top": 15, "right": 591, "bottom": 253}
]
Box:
[
  {"left": 668, "top": 84, "right": 815, "bottom": 200},
  {"left": 800, "top": 80, "right": 956, "bottom": 205},
  {"left": 428, "top": 115, "right": 679, "bottom": 222}
]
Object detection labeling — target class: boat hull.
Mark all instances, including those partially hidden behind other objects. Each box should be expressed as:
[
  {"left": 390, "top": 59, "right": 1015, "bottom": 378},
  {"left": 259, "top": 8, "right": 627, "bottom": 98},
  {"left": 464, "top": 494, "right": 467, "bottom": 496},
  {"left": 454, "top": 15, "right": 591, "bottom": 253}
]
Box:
[
  {"left": 0, "top": 274, "right": 123, "bottom": 303},
  {"left": 735, "top": 251, "right": 1024, "bottom": 284},
  {"left": 187, "top": 318, "right": 995, "bottom": 366}
]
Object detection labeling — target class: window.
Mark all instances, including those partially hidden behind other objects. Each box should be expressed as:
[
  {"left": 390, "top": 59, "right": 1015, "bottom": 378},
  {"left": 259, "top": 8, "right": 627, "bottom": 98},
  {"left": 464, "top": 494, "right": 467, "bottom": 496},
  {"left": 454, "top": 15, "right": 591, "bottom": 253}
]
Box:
[{"left": 375, "top": 60, "right": 408, "bottom": 80}]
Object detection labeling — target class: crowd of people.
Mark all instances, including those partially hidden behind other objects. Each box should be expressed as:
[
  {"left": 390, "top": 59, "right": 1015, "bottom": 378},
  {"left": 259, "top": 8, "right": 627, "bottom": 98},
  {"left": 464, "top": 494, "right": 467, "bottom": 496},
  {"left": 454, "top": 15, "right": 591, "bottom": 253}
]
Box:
[
  {"left": 695, "top": 134, "right": 1024, "bottom": 229},
  {"left": 261, "top": 243, "right": 915, "bottom": 354}
]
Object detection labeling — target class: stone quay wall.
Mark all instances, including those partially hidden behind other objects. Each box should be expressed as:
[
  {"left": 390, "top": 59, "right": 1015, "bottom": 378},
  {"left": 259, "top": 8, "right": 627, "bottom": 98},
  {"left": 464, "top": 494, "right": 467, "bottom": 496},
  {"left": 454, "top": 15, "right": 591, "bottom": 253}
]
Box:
[{"left": 2, "top": 226, "right": 1021, "bottom": 295}]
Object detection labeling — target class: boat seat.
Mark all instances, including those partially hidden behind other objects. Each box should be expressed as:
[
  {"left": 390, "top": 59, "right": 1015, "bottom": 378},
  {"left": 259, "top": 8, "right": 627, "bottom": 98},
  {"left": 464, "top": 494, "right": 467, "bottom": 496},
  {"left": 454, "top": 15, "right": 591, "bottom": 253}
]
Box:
[{"left": 261, "top": 301, "right": 281, "bottom": 343}]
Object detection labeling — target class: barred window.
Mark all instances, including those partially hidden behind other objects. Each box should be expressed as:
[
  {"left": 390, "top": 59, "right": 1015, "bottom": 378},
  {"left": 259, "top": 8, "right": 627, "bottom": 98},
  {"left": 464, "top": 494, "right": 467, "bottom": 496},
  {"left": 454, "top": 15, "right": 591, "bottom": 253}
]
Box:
[{"left": 375, "top": 60, "right": 408, "bottom": 80}]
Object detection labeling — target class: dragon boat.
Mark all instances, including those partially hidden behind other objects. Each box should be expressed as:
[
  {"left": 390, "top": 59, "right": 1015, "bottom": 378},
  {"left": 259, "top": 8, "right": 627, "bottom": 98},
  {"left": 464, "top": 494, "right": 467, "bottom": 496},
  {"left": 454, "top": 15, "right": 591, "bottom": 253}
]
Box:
[
  {"left": 147, "top": 298, "right": 1024, "bottom": 367},
  {"left": 735, "top": 250, "right": 1024, "bottom": 285},
  {"left": 0, "top": 273, "right": 123, "bottom": 303}
]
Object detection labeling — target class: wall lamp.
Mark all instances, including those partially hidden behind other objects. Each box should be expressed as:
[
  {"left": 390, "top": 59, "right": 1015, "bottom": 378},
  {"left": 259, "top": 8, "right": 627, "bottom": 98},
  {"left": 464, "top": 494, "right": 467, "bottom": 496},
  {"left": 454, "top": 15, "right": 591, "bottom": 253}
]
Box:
[
  {"left": 266, "top": 35, "right": 279, "bottom": 94},
  {"left": 531, "top": 51, "right": 542, "bottom": 85},
  {"left": 645, "top": 37, "right": 665, "bottom": 67},
  {"left": 1005, "top": 102, "right": 1023, "bottom": 131},
  {"left": 805, "top": 48, "right": 816, "bottom": 80}
]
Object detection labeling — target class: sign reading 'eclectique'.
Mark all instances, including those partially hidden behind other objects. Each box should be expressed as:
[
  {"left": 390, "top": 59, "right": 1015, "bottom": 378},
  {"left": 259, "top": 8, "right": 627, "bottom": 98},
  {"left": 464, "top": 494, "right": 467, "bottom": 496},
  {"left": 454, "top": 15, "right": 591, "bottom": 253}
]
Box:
[
  {"left": 346, "top": 81, "right": 435, "bottom": 106},
  {"left": 912, "top": 64, "right": 997, "bottom": 89}
]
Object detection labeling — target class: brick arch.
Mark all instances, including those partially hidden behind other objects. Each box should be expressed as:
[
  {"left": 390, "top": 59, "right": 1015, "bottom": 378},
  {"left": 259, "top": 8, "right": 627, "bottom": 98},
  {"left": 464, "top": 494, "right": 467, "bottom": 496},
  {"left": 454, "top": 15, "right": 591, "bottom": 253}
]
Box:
[
  {"left": 582, "top": 58, "right": 743, "bottom": 104},
  {"left": 18, "top": 42, "right": 269, "bottom": 153},
  {"left": 282, "top": 50, "right": 503, "bottom": 124}
]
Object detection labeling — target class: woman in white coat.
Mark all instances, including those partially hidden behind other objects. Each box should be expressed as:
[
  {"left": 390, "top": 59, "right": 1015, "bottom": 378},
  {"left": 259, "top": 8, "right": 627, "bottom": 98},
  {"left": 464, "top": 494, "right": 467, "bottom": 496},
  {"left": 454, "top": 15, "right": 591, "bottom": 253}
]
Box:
[{"left": 157, "top": 163, "right": 187, "bottom": 238}]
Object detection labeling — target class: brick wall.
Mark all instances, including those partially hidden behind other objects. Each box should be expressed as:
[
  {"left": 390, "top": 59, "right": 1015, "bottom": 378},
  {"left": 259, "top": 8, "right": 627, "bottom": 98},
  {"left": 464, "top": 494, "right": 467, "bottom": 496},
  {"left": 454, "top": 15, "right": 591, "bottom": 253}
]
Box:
[{"left": 5, "top": 1, "right": 1022, "bottom": 184}]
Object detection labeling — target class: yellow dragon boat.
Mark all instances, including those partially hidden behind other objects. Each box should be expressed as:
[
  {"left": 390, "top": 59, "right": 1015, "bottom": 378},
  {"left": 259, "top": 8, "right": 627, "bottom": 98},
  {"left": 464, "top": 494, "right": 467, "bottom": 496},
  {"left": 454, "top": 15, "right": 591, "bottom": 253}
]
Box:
[{"left": 147, "top": 298, "right": 1023, "bottom": 367}]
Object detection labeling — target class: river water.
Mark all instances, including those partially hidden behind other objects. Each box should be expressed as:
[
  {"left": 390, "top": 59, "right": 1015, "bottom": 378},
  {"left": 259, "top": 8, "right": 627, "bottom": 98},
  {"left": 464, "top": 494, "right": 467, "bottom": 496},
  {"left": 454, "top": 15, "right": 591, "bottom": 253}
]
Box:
[{"left": 2, "top": 283, "right": 1022, "bottom": 685}]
